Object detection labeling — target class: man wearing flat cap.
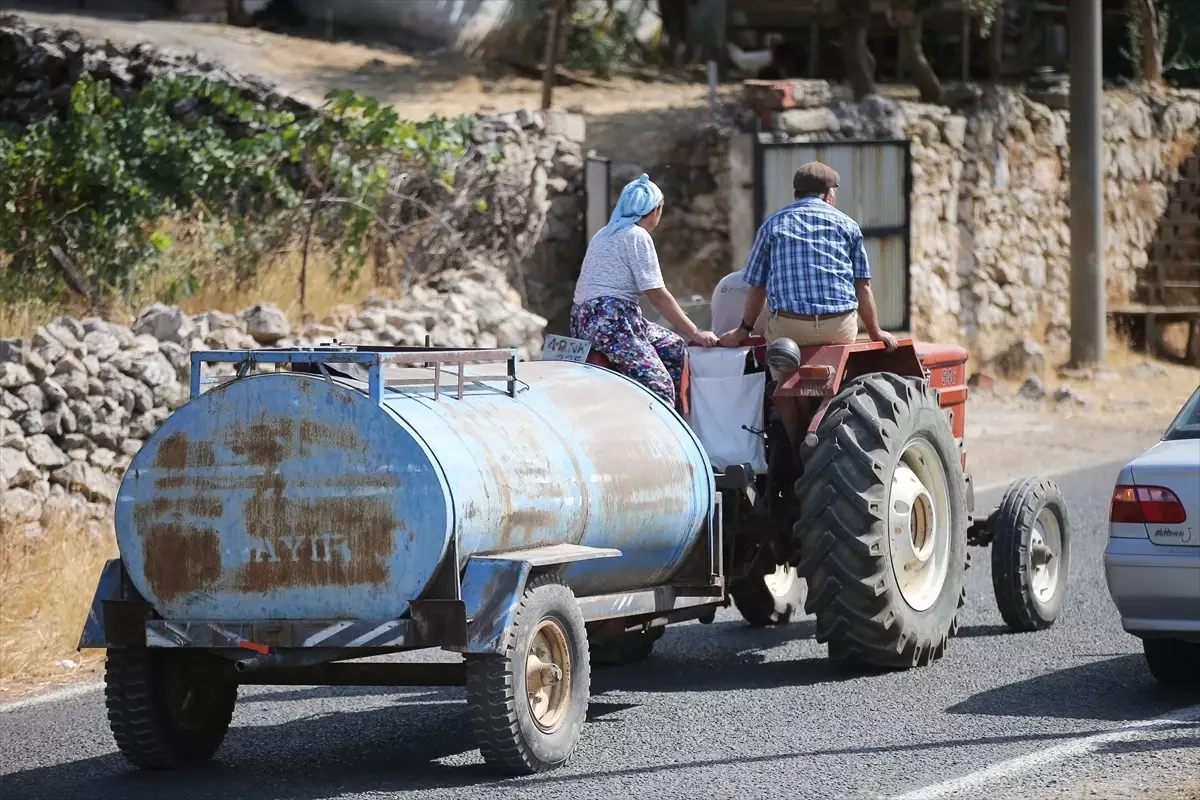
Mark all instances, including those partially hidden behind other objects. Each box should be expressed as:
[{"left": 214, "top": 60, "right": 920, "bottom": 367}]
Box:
[{"left": 719, "top": 161, "right": 897, "bottom": 353}]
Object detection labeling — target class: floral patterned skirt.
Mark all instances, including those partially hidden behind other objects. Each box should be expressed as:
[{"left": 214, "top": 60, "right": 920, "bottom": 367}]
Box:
[{"left": 569, "top": 296, "right": 685, "bottom": 406}]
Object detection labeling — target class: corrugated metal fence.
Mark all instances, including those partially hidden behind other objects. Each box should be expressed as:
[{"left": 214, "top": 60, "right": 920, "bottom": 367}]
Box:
[{"left": 754, "top": 139, "right": 912, "bottom": 331}]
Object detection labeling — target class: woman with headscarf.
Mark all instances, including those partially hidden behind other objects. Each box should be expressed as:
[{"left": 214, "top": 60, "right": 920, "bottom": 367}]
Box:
[{"left": 570, "top": 174, "right": 719, "bottom": 407}]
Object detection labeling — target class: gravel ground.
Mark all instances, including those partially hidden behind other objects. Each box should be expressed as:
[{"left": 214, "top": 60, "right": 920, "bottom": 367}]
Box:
[{"left": 2, "top": 456, "right": 1197, "bottom": 800}]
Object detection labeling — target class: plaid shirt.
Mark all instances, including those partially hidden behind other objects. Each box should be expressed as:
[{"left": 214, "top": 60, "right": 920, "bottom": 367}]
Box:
[{"left": 742, "top": 196, "right": 870, "bottom": 316}]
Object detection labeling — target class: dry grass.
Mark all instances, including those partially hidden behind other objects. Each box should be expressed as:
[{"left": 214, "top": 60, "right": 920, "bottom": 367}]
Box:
[
  {"left": 0, "top": 238, "right": 389, "bottom": 340},
  {"left": 0, "top": 510, "right": 117, "bottom": 700}
]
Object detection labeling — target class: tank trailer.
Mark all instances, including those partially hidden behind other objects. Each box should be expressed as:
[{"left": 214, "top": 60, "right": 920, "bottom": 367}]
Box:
[{"left": 79, "top": 336, "right": 1071, "bottom": 775}]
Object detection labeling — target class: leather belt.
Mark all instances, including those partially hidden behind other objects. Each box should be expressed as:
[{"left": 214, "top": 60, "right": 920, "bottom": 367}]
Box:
[{"left": 773, "top": 309, "right": 854, "bottom": 322}]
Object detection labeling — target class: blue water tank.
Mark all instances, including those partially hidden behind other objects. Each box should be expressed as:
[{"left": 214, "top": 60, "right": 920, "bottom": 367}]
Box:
[{"left": 115, "top": 360, "right": 714, "bottom": 621}]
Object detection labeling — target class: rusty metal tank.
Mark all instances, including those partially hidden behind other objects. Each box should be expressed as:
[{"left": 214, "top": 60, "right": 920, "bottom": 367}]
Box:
[{"left": 114, "top": 356, "right": 714, "bottom": 621}]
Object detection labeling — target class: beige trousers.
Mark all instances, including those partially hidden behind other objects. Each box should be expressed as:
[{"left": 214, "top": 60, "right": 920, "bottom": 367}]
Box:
[{"left": 764, "top": 310, "right": 859, "bottom": 347}]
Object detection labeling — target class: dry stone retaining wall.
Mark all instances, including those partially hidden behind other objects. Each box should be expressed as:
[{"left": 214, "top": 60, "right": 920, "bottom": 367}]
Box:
[{"left": 0, "top": 263, "right": 546, "bottom": 541}]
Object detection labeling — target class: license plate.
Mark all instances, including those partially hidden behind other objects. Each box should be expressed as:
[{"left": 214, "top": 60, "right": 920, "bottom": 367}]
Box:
[{"left": 541, "top": 334, "right": 592, "bottom": 363}]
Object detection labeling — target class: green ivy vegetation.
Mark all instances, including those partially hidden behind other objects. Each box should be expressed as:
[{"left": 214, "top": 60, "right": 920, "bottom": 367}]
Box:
[{"left": 0, "top": 75, "right": 474, "bottom": 305}]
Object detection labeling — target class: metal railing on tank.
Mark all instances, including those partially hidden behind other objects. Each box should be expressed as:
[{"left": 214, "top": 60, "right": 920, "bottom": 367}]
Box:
[{"left": 188, "top": 346, "right": 520, "bottom": 404}]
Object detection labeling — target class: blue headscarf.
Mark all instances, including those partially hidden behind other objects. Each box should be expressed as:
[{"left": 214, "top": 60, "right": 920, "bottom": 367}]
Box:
[{"left": 599, "top": 173, "right": 663, "bottom": 238}]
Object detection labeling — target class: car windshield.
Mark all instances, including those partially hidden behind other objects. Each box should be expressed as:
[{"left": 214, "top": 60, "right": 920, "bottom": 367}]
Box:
[{"left": 1163, "top": 386, "right": 1200, "bottom": 441}]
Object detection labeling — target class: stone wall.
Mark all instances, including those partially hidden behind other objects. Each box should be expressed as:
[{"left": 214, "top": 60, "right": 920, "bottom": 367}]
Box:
[
  {"left": 0, "top": 272, "right": 546, "bottom": 540},
  {"left": 680, "top": 82, "right": 1200, "bottom": 364}
]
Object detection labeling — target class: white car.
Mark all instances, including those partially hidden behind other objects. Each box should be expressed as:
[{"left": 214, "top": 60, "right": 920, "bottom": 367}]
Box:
[{"left": 1104, "top": 385, "right": 1200, "bottom": 686}]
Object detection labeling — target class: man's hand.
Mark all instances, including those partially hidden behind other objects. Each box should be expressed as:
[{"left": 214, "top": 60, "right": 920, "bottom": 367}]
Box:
[
  {"left": 870, "top": 330, "right": 899, "bottom": 351},
  {"left": 691, "top": 329, "right": 720, "bottom": 347},
  {"left": 719, "top": 328, "right": 748, "bottom": 348}
]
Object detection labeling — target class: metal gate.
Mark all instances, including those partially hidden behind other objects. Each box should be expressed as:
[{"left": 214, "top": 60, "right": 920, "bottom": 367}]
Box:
[{"left": 753, "top": 139, "right": 912, "bottom": 332}]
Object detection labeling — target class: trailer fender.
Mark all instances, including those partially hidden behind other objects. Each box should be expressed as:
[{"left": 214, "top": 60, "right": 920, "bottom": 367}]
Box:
[
  {"left": 78, "top": 559, "right": 126, "bottom": 649},
  {"left": 452, "top": 544, "right": 621, "bottom": 655}
]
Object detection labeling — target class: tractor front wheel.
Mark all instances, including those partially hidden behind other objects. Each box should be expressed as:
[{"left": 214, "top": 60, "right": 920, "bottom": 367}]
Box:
[
  {"left": 731, "top": 550, "right": 807, "bottom": 627},
  {"left": 794, "top": 372, "right": 968, "bottom": 670}
]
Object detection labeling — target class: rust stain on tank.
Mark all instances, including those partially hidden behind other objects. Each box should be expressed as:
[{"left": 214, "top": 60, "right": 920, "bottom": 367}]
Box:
[
  {"left": 143, "top": 522, "right": 222, "bottom": 600},
  {"left": 236, "top": 479, "right": 399, "bottom": 592},
  {"left": 154, "top": 432, "right": 216, "bottom": 490}
]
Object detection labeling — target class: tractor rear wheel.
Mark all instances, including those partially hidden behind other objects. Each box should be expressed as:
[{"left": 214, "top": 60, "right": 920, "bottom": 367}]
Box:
[{"left": 794, "top": 372, "right": 968, "bottom": 670}]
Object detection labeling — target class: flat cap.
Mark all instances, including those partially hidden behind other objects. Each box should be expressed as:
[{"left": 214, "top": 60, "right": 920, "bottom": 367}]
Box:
[{"left": 793, "top": 161, "right": 840, "bottom": 196}]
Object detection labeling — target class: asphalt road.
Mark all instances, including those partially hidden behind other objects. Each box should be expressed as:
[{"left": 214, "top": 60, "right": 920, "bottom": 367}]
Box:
[{"left": 2, "top": 459, "right": 1198, "bottom": 800}]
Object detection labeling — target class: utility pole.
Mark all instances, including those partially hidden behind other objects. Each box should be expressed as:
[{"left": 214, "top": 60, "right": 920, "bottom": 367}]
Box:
[
  {"left": 541, "top": 0, "right": 569, "bottom": 110},
  {"left": 1069, "top": 0, "right": 1106, "bottom": 367}
]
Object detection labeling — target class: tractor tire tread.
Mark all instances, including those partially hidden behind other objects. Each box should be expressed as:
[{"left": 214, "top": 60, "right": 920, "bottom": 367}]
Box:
[{"left": 793, "top": 372, "right": 967, "bottom": 670}]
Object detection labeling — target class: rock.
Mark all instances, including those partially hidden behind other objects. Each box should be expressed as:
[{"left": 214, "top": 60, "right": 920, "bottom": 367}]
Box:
[
  {"left": 30, "top": 327, "right": 66, "bottom": 363},
  {"left": 128, "top": 351, "right": 176, "bottom": 388},
  {"left": 1017, "top": 375, "right": 1047, "bottom": 401},
  {"left": 1053, "top": 386, "right": 1092, "bottom": 408},
  {"left": 131, "top": 303, "right": 195, "bottom": 344},
  {"left": 90, "top": 423, "right": 125, "bottom": 452},
  {"left": 61, "top": 432, "right": 92, "bottom": 453},
  {"left": 25, "top": 433, "right": 70, "bottom": 468},
  {"left": 128, "top": 413, "right": 159, "bottom": 440},
  {"left": 1, "top": 446, "right": 39, "bottom": 489},
  {"left": 17, "top": 409, "right": 44, "bottom": 436},
  {"left": 0, "top": 389, "right": 28, "bottom": 416},
  {"left": 50, "top": 461, "right": 119, "bottom": 503},
  {"left": 55, "top": 369, "right": 89, "bottom": 400},
  {"left": 89, "top": 448, "right": 116, "bottom": 470},
  {"left": 0, "top": 418, "right": 23, "bottom": 449},
  {"left": 82, "top": 329, "right": 120, "bottom": 360},
  {"left": 241, "top": 303, "right": 290, "bottom": 344},
  {"left": 1129, "top": 360, "right": 1168, "bottom": 380},
  {"left": 0, "top": 362, "right": 33, "bottom": 389},
  {"left": 41, "top": 406, "right": 74, "bottom": 438},
  {"left": 16, "top": 383, "right": 45, "bottom": 412},
  {"left": 68, "top": 401, "right": 95, "bottom": 434},
  {"left": 206, "top": 327, "right": 258, "bottom": 350},
  {"left": 119, "top": 438, "right": 143, "bottom": 457},
  {"left": 21, "top": 348, "right": 49, "bottom": 382},
  {"left": 0, "top": 487, "right": 42, "bottom": 525},
  {"left": 157, "top": 340, "right": 192, "bottom": 380},
  {"left": 777, "top": 108, "right": 838, "bottom": 136},
  {"left": 995, "top": 337, "right": 1045, "bottom": 379}
]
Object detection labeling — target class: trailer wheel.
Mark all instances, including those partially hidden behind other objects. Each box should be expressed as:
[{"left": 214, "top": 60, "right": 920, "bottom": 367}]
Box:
[
  {"left": 466, "top": 575, "right": 590, "bottom": 775},
  {"left": 794, "top": 372, "right": 968, "bottom": 670},
  {"left": 590, "top": 627, "right": 663, "bottom": 667},
  {"left": 990, "top": 477, "right": 1070, "bottom": 632},
  {"left": 105, "top": 649, "right": 236, "bottom": 769},
  {"left": 731, "top": 554, "right": 807, "bottom": 627}
]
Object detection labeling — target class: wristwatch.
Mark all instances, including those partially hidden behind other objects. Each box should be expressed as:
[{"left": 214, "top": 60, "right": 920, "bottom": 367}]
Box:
[{"left": 738, "top": 320, "right": 754, "bottom": 333}]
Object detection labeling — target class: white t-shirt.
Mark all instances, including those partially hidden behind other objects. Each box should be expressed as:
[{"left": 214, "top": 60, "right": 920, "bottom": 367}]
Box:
[
  {"left": 573, "top": 225, "right": 665, "bottom": 305},
  {"left": 710, "top": 270, "right": 767, "bottom": 335}
]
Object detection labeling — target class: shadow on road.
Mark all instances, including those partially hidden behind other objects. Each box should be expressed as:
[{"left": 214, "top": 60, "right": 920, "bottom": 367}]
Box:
[{"left": 947, "top": 654, "right": 1200, "bottom": 722}]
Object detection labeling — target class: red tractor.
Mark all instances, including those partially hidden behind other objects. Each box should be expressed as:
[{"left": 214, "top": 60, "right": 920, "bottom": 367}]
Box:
[{"left": 581, "top": 334, "right": 1071, "bottom": 669}]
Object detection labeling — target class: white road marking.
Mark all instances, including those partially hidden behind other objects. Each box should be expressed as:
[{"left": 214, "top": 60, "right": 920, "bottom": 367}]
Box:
[
  {"left": 892, "top": 703, "right": 1200, "bottom": 800},
  {"left": 0, "top": 682, "right": 103, "bottom": 714}
]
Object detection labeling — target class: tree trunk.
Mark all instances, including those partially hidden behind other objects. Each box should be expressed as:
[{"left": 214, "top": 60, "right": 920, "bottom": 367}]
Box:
[
  {"left": 842, "top": 0, "right": 876, "bottom": 100},
  {"left": 896, "top": 4, "right": 941, "bottom": 103},
  {"left": 225, "top": 0, "right": 247, "bottom": 26},
  {"left": 660, "top": 0, "right": 689, "bottom": 67},
  {"left": 989, "top": 1, "right": 1007, "bottom": 81},
  {"left": 1134, "top": 0, "right": 1163, "bottom": 84}
]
